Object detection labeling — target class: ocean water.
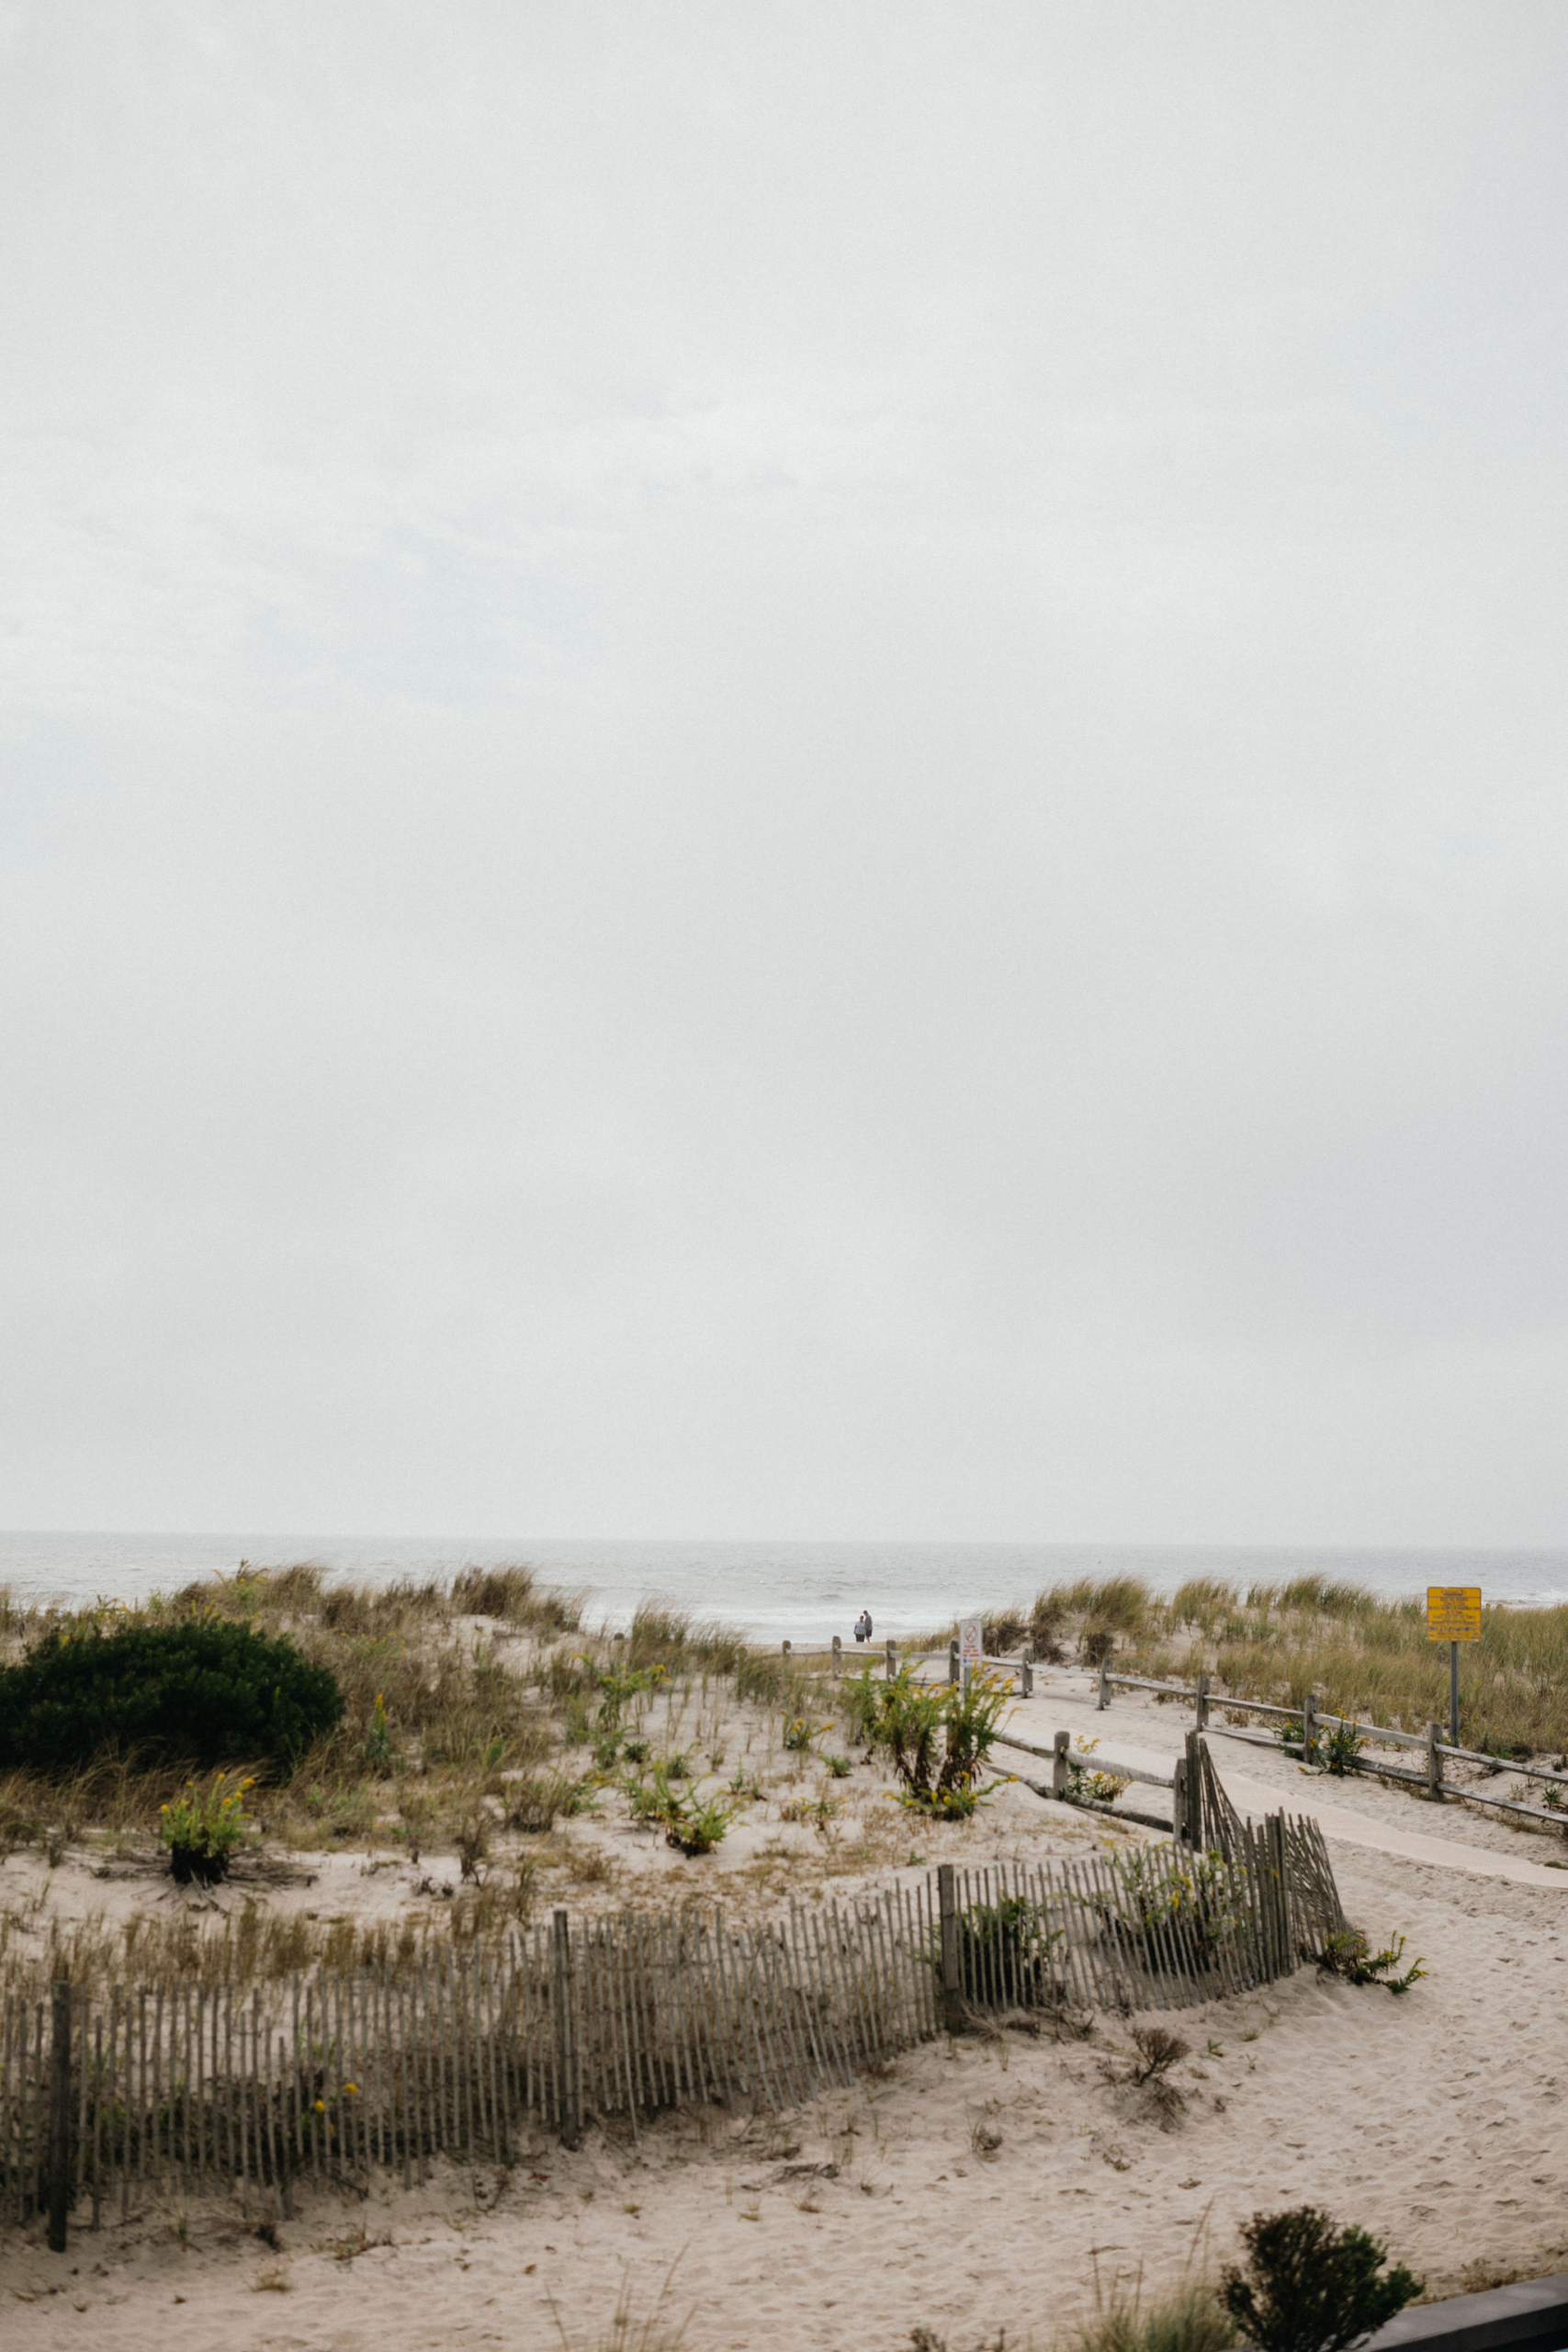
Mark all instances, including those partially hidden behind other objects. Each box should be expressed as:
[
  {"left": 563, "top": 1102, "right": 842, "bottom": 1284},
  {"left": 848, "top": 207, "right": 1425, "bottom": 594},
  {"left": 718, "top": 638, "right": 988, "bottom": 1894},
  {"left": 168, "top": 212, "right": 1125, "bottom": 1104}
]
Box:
[{"left": 1, "top": 1531, "right": 1564, "bottom": 1641}]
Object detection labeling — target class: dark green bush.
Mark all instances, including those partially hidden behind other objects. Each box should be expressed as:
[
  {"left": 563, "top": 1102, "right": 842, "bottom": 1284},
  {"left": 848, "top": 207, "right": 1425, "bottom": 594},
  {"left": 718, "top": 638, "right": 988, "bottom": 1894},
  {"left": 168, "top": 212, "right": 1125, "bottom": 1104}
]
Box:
[
  {"left": 0, "top": 1620, "right": 344, "bottom": 1778},
  {"left": 1221, "top": 2207, "right": 1421, "bottom": 2352}
]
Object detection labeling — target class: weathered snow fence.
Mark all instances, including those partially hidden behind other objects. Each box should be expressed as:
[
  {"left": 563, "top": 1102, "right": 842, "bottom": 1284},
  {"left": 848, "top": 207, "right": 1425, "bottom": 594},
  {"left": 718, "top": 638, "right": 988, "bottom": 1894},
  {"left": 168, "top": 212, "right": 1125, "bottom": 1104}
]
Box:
[{"left": 5, "top": 1786, "right": 1341, "bottom": 2244}]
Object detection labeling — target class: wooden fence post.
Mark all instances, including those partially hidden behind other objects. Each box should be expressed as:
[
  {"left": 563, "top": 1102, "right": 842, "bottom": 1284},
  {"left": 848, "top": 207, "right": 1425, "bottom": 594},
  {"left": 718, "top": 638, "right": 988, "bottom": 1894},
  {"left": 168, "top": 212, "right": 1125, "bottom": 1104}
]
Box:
[
  {"left": 553, "top": 1911, "right": 581, "bottom": 2150},
  {"left": 1052, "top": 1729, "right": 1069, "bottom": 1800},
  {"left": 1194, "top": 1671, "right": 1209, "bottom": 1732},
  {"left": 947, "top": 1641, "right": 958, "bottom": 1685},
  {"left": 1302, "top": 1691, "right": 1317, "bottom": 1767},
  {"left": 937, "top": 1865, "right": 961, "bottom": 2031},
  {"left": 885, "top": 1638, "right": 897, "bottom": 1682},
  {"left": 1185, "top": 1732, "right": 1203, "bottom": 1852},
  {"left": 47, "top": 1979, "right": 71, "bottom": 2254},
  {"left": 831, "top": 1635, "right": 841, "bottom": 1675},
  {"left": 1427, "top": 1723, "right": 1445, "bottom": 1803},
  {"left": 1172, "top": 1754, "right": 1188, "bottom": 1847},
  {"left": 1097, "top": 1658, "right": 1111, "bottom": 1711},
  {"left": 1269, "top": 1815, "right": 1291, "bottom": 1968},
  {"left": 782, "top": 1639, "right": 791, "bottom": 1662},
  {"left": 1020, "top": 1650, "right": 1033, "bottom": 1698}
]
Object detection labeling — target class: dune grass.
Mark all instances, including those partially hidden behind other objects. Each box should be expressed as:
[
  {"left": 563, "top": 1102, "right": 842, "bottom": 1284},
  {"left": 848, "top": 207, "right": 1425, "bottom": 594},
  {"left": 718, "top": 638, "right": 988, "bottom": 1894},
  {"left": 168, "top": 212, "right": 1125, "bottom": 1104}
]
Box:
[
  {"left": 0, "top": 1569, "right": 876, "bottom": 1998},
  {"left": 962, "top": 1572, "right": 1568, "bottom": 1756}
]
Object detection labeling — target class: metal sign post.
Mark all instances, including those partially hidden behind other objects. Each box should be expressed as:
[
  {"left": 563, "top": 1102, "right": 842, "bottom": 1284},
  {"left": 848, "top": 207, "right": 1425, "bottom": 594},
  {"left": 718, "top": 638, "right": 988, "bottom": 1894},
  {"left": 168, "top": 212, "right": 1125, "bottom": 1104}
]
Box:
[{"left": 1426, "top": 1587, "right": 1482, "bottom": 1749}]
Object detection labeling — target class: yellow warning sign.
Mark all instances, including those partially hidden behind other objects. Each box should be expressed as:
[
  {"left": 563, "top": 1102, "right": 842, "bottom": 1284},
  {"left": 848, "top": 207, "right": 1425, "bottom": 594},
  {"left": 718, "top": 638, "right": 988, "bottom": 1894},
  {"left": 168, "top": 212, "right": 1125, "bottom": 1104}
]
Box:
[{"left": 1427, "top": 1587, "right": 1482, "bottom": 1642}]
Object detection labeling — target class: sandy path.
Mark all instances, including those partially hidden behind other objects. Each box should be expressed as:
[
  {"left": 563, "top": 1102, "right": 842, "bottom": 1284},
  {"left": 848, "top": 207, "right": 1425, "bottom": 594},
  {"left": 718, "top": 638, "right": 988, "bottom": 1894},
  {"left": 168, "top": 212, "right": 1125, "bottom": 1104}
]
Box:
[
  {"left": 994, "top": 1678, "right": 1568, "bottom": 1888},
  {"left": 3, "top": 1841, "right": 1565, "bottom": 2352}
]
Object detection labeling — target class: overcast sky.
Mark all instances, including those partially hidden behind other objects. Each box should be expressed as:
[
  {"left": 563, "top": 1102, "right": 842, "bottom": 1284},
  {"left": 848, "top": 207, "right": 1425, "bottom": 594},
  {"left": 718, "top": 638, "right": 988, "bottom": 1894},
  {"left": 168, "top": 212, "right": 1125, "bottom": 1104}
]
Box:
[{"left": 3, "top": 3, "right": 1566, "bottom": 1546}]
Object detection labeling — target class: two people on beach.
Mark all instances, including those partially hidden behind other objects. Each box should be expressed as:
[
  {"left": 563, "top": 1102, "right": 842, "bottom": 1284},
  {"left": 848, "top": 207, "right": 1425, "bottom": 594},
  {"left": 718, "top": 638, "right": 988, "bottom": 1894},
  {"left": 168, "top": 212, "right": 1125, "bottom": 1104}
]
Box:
[{"left": 852, "top": 1609, "right": 874, "bottom": 1644}]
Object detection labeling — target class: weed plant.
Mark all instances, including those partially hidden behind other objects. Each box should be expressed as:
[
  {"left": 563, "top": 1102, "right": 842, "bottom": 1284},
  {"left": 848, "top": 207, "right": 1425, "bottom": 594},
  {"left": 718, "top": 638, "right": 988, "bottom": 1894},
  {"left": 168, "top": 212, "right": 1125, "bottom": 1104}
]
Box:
[
  {"left": 1316, "top": 1928, "right": 1426, "bottom": 1995},
  {"left": 644, "top": 1770, "right": 735, "bottom": 1856},
  {"left": 853, "top": 1665, "right": 1011, "bottom": 1818},
  {"left": 1097, "top": 1848, "right": 1251, "bottom": 1965},
  {"left": 159, "top": 1772, "right": 254, "bottom": 1884},
  {"left": 1318, "top": 1720, "right": 1365, "bottom": 1777},
  {"left": 940, "top": 1891, "right": 1064, "bottom": 2003}
]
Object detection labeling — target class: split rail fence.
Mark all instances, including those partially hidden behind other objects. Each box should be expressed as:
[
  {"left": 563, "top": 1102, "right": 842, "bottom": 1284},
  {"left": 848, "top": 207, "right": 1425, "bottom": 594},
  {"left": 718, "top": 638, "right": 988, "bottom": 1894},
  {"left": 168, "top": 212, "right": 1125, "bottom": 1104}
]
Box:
[
  {"left": 1093, "top": 1664, "right": 1568, "bottom": 1834},
  {"left": 782, "top": 1634, "right": 1568, "bottom": 1832},
  {"left": 3, "top": 1771, "right": 1341, "bottom": 2248}
]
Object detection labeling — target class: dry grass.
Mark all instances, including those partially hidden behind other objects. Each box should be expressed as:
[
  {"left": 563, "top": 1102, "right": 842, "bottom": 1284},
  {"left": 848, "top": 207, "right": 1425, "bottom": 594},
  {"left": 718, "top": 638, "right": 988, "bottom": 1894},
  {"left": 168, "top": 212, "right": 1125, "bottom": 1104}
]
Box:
[
  {"left": 972, "top": 1573, "right": 1568, "bottom": 1756},
  {"left": 0, "top": 1565, "right": 893, "bottom": 1996}
]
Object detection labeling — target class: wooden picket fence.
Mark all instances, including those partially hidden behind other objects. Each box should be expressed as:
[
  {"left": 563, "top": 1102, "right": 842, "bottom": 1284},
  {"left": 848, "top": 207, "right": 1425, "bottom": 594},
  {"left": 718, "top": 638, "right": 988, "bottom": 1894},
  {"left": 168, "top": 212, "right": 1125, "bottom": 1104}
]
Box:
[{"left": 2, "top": 1801, "right": 1341, "bottom": 2243}]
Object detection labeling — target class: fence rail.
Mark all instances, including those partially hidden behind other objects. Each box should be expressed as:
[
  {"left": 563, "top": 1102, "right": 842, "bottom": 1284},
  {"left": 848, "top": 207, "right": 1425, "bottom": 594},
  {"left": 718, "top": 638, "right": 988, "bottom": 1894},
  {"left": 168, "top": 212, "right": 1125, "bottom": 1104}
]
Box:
[
  {"left": 1094, "top": 1665, "right": 1568, "bottom": 1833},
  {"left": 2, "top": 1777, "right": 1341, "bottom": 2245}
]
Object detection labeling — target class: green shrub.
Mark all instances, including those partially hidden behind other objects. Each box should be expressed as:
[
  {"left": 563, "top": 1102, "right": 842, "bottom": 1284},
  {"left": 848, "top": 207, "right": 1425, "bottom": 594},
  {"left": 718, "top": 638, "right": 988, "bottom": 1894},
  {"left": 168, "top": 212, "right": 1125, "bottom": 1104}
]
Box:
[
  {"left": 859, "top": 1665, "right": 1010, "bottom": 1817},
  {"left": 1319, "top": 1718, "right": 1364, "bottom": 1776},
  {"left": 640, "top": 1766, "right": 735, "bottom": 1855},
  {"left": 159, "top": 1772, "right": 254, "bottom": 1884},
  {"left": 0, "top": 1619, "right": 344, "bottom": 1778},
  {"left": 1221, "top": 2208, "right": 1421, "bottom": 2352},
  {"left": 1317, "top": 1928, "right": 1426, "bottom": 1995},
  {"left": 941, "top": 1892, "right": 1064, "bottom": 2002}
]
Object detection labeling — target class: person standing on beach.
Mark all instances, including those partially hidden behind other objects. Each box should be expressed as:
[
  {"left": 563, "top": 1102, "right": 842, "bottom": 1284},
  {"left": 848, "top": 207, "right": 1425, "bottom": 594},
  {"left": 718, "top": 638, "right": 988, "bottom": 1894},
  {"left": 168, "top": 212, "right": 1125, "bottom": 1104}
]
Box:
[{"left": 853, "top": 1609, "right": 873, "bottom": 1643}]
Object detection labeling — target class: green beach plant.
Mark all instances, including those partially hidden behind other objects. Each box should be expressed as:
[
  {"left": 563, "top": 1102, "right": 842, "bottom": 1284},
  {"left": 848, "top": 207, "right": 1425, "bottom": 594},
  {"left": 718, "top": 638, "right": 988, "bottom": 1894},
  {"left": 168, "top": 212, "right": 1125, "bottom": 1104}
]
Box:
[
  {"left": 856, "top": 1664, "right": 1011, "bottom": 1819},
  {"left": 364, "top": 1691, "right": 393, "bottom": 1770},
  {"left": 1318, "top": 1718, "right": 1364, "bottom": 1777},
  {"left": 1316, "top": 1928, "right": 1426, "bottom": 1996},
  {"left": 646, "top": 1769, "right": 735, "bottom": 1856},
  {"left": 0, "top": 1618, "right": 344, "bottom": 1777},
  {"left": 1220, "top": 2207, "right": 1421, "bottom": 2352},
  {"left": 160, "top": 1772, "right": 254, "bottom": 1885}
]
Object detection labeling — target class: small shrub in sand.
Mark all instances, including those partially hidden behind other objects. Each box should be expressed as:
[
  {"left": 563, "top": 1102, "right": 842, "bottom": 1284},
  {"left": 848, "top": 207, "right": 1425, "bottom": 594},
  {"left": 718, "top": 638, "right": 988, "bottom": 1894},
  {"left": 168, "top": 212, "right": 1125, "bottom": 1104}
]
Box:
[
  {"left": 777, "top": 1793, "right": 841, "bottom": 1832},
  {"left": 942, "top": 1891, "right": 1064, "bottom": 2004},
  {"left": 1318, "top": 1718, "right": 1364, "bottom": 1776},
  {"left": 1128, "top": 2026, "right": 1189, "bottom": 2084},
  {"left": 909, "top": 2330, "right": 1008, "bottom": 2352},
  {"left": 1099, "top": 2025, "right": 1190, "bottom": 2127},
  {"left": 1316, "top": 1928, "right": 1426, "bottom": 1995},
  {"left": 1220, "top": 2207, "right": 1421, "bottom": 2352},
  {"left": 159, "top": 1772, "right": 254, "bottom": 1885},
  {"left": 853, "top": 1664, "right": 1011, "bottom": 1820},
  {"left": 647, "top": 1771, "right": 735, "bottom": 1856}
]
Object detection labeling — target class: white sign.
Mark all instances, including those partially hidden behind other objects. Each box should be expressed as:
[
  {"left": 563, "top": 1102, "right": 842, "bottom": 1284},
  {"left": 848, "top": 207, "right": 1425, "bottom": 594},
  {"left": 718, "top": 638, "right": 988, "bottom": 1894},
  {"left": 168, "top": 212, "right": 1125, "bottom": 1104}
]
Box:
[{"left": 959, "top": 1617, "right": 984, "bottom": 1666}]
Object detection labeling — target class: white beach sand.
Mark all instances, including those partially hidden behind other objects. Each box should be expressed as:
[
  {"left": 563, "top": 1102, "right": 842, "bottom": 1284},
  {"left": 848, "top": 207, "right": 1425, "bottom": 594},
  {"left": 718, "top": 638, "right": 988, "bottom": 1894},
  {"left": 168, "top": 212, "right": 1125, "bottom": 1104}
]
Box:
[{"left": 4, "top": 1669, "right": 1565, "bottom": 2350}]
